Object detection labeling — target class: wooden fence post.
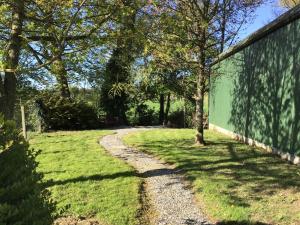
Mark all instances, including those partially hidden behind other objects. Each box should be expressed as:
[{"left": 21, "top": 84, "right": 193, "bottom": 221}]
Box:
[{"left": 21, "top": 105, "right": 27, "bottom": 140}]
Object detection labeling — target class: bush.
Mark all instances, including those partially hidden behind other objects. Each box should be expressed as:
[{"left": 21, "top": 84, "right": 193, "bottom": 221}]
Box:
[
  {"left": 126, "top": 107, "right": 139, "bottom": 126},
  {"left": 35, "top": 92, "right": 101, "bottom": 131},
  {"left": 136, "top": 104, "right": 158, "bottom": 126},
  {"left": 127, "top": 104, "right": 158, "bottom": 126},
  {"left": 167, "top": 109, "right": 208, "bottom": 128},
  {"left": 0, "top": 115, "right": 56, "bottom": 225},
  {"left": 167, "top": 110, "right": 185, "bottom": 128}
]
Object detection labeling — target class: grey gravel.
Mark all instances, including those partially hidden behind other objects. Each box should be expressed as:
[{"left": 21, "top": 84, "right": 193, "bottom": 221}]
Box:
[{"left": 100, "top": 127, "right": 211, "bottom": 225}]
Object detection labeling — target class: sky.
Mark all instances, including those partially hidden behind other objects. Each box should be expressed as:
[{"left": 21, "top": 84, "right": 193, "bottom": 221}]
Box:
[{"left": 238, "top": 1, "right": 287, "bottom": 40}]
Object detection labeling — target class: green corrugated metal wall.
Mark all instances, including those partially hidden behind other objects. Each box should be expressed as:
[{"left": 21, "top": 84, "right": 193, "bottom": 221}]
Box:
[{"left": 210, "top": 17, "right": 300, "bottom": 155}]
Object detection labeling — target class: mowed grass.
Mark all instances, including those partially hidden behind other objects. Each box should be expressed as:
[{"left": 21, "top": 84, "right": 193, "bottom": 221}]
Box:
[
  {"left": 124, "top": 129, "right": 300, "bottom": 225},
  {"left": 30, "top": 130, "right": 141, "bottom": 225}
]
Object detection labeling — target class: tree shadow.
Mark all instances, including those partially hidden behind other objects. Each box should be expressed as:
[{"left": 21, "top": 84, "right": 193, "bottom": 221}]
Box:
[
  {"left": 211, "top": 16, "right": 300, "bottom": 157},
  {"left": 216, "top": 221, "right": 271, "bottom": 225},
  {"left": 136, "top": 137, "right": 300, "bottom": 211},
  {"left": 206, "top": 20, "right": 300, "bottom": 221},
  {"left": 140, "top": 168, "right": 179, "bottom": 177},
  {"left": 44, "top": 171, "right": 138, "bottom": 188},
  {"left": 39, "top": 148, "right": 79, "bottom": 155},
  {"left": 44, "top": 168, "right": 184, "bottom": 188}
]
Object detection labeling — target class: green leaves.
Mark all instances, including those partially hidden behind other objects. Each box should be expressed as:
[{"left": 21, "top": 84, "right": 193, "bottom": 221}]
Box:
[
  {"left": 0, "top": 116, "right": 56, "bottom": 225},
  {"left": 109, "top": 82, "right": 129, "bottom": 98},
  {"left": 0, "top": 115, "right": 20, "bottom": 152},
  {"left": 35, "top": 91, "right": 100, "bottom": 130}
]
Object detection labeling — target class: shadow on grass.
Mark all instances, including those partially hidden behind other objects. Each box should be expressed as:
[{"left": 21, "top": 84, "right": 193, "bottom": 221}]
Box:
[
  {"left": 135, "top": 136, "right": 300, "bottom": 210},
  {"left": 44, "top": 171, "right": 138, "bottom": 187},
  {"left": 39, "top": 148, "right": 81, "bottom": 155},
  {"left": 141, "top": 168, "right": 179, "bottom": 177},
  {"left": 45, "top": 168, "right": 183, "bottom": 188},
  {"left": 216, "top": 221, "right": 271, "bottom": 225}
]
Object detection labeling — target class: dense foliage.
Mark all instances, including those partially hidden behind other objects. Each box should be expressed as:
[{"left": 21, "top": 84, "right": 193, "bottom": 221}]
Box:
[
  {"left": 127, "top": 103, "right": 159, "bottom": 126},
  {"left": 0, "top": 116, "right": 56, "bottom": 225},
  {"left": 35, "top": 93, "right": 101, "bottom": 131},
  {"left": 0, "top": 0, "right": 275, "bottom": 136}
]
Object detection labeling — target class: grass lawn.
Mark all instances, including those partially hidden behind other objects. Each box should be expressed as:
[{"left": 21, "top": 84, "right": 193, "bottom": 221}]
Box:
[
  {"left": 30, "top": 130, "right": 141, "bottom": 225},
  {"left": 124, "top": 129, "right": 300, "bottom": 225}
]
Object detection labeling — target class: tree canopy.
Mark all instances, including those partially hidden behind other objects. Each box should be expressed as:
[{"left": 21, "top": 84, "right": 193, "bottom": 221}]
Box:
[{"left": 0, "top": 0, "right": 274, "bottom": 143}]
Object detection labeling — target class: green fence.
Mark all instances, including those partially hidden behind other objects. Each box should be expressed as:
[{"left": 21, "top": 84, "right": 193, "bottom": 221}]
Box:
[{"left": 210, "top": 12, "right": 300, "bottom": 155}]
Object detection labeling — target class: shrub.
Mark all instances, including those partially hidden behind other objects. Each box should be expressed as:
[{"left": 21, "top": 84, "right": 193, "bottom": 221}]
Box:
[
  {"left": 136, "top": 104, "right": 158, "bottom": 126},
  {"left": 127, "top": 104, "right": 159, "bottom": 126},
  {"left": 35, "top": 92, "right": 101, "bottom": 131},
  {"left": 0, "top": 115, "right": 56, "bottom": 225},
  {"left": 126, "top": 107, "right": 139, "bottom": 126},
  {"left": 167, "top": 104, "right": 196, "bottom": 128},
  {"left": 167, "top": 110, "right": 185, "bottom": 128}
]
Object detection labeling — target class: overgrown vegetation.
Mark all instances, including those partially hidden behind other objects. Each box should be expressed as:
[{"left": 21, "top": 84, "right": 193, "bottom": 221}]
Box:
[
  {"left": 124, "top": 129, "right": 300, "bottom": 225},
  {"left": 35, "top": 92, "right": 101, "bottom": 131},
  {"left": 0, "top": 116, "right": 56, "bottom": 225},
  {"left": 30, "top": 130, "right": 142, "bottom": 225}
]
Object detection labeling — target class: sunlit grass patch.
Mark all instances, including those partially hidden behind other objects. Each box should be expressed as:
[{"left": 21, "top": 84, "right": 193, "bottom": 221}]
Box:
[
  {"left": 30, "top": 130, "right": 141, "bottom": 225},
  {"left": 124, "top": 129, "right": 300, "bottom": 225}
]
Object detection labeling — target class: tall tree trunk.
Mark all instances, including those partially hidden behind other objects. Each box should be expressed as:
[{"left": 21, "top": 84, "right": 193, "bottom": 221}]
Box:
[
  {"left": 0, "top": 74, "right": 5, "bottom": 115},
  {"left": 100, "top": 1, "right": 136, "bottom": 125},
  {"left": 220, "top": 2, "right": 227, "bottom": 53},
  {"left": 0, "top": 0, "right": 24, "bottom": 119},
  {"left": 159, "top": 94, "right": 165, "bottom": 125},
  {"left": 163, "top": 93, "right": 171, "bottom": 126},
  {"left": 51, "top": 55, "right": 71, "bottom": 98},
  {"left": 195, "top": 68, "right": 206, "bottom": 145}
]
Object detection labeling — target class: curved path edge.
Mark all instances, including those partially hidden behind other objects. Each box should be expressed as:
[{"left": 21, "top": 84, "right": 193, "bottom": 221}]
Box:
[{"left": 100, "top": 127, "right": 211, "bottom": 225}]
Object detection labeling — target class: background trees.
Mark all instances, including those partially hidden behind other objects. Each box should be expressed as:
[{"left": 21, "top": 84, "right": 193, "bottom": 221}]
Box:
[
  {"left": 1, "top": 0, "right": 284, "bottom": 138},
  {"left": 100, "top": 0, "right": 138, "bottom": 125},
  {"left": 99, "top": 0, "right": 154, "bottom": 125},
  {"left": 24, "top": 0, "right": 114, "bottom": 98},
  {"left": 146, "top": 0, "right": 263, "bottom": 144},
  {"left": 0, "top": 0, "right": 115, "bottom": 119}
]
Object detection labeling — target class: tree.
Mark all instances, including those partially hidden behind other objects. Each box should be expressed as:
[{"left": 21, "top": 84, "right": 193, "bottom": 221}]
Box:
[
  {"left": 0, "top": 0, "right": 114, "bottom": 118},
  {"left": 0, "top": 0, "right": 24, "bottom": 119},
  {"left": 100, "top": 0, "right": 152, "bottom": 124},
  {"left": 24, "top": 0, "right": 114, "bottom": 98},
  {"left": 150, "top": 0, "right": 263, "bottom": 144}
]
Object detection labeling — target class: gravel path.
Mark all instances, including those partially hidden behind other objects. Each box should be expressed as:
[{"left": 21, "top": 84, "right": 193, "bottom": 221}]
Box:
[{"left": 100, "top": 127, "right": 211, "bottom": 225}]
